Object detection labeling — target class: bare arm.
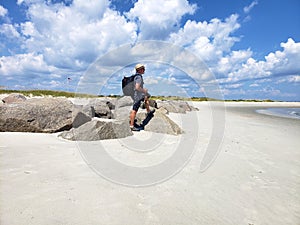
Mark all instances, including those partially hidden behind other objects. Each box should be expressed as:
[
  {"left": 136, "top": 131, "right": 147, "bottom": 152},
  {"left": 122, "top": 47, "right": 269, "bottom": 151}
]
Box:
[{"left": 135, "top": 82, "right": 148, "bottom": 94}]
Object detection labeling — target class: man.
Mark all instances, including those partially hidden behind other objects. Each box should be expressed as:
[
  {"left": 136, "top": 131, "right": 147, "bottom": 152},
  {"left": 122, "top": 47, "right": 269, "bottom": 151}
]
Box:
[{"left": 129, "top": 64, "right": 155, "bottom": 131}]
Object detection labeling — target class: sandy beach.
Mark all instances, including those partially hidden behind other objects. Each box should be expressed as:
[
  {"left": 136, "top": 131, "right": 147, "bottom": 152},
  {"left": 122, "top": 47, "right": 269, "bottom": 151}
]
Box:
[{"left": 0, "top": 101, "right": 299, "bottom": 225}]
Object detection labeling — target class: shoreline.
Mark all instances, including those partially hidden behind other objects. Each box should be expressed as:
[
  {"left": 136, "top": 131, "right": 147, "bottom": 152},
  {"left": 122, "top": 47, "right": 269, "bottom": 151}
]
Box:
[
  {"left": 256, "top": 107, "right": 300, "bottom": 120},
  {"left": 221, "top": 101, "right": 300, "bottom": 121}
]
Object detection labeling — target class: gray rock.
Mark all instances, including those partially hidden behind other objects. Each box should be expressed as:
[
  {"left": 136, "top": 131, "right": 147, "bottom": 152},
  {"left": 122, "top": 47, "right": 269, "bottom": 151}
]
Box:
[
  {"left": 106, "top": 102, "right": 115, "bottom": 110},
  {"left": 157, "top": 101, "right": 185, "bottom": 113},
  {"left": 141, "top": 99, "right": 158, "bottom": 109},
  {"left": 156, "top": 107, "right": 168, "bottom": 115},
  {"left": 2, "top": 93, "right": 27, "bottom": 104},
  {"left": 105, "top": 99, "right": 116, "bottom": 110},
  {"left": 72, "top": 106, "right": 92, "bottom": 128},
  {"left": 115, "top": 96, "right": 133, "bottom": 108},
  {"left": 113, "top": 106, "right": 131, "bottom": 121},
  {"left": 157, "top": 100, "right": 198, "bottom": 114},
  {"left": 189, "top": 105, "right": 199, "bottom": 111},
  {"left": 59, "top": 118, "right": 133, "bottom": 141},
  {"left": 94, "top": 97, "right": 117, "bottom": 110},
  {"left": 111, "top": 96, "right": 133, "bottom": 121},
  {"left": 0, "top": 98, "right": 74, "bottom": 133},
  {"left": 82, "top": 105, "right": 95, "bottom": 118},
  {"left": 149, "top": 99, "right": 157, "bottom": 108},
  {"left": 136, "top": 111, "right": 183, "bottom": 135},
  {"left": 72, "top": 111, "right": 91, "bottom": 128},
  {"left": 87, "top": 99, "right": 113, "bottom": 119}
]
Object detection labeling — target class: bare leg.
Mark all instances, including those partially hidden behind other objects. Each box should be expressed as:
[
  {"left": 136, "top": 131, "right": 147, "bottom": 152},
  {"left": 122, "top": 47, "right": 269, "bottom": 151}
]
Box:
[
  {"left": 129, "top": 110, "right": 137, "bottom": 126},
  {"left": 144, "top": 96, "right": 150, "bottom": 113}
]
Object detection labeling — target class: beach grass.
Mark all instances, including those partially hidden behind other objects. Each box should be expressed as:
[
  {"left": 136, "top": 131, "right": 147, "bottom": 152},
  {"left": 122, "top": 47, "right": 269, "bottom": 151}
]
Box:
[{"left": 0, "top": 89, "right": 98, "bottom": 98}]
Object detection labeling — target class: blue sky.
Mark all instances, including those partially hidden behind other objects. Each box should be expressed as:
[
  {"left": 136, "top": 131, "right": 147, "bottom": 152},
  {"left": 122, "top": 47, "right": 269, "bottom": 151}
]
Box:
[{"left": 0, "top": 0, "right": 299, "bottom": 101}]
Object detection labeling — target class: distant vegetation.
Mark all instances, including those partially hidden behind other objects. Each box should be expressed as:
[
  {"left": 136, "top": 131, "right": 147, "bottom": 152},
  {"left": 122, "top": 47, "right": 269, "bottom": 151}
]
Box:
[
  {"left": 153, "top": 96, "right": 221, "bottom": 101},
  {"left": 0, "top": 89, "right": 99, "bottom": 98},
  {"left": 0, "top": 89, "right": 275, "bottom": 102},
  {"left": 225, "top": 99, "right": 275, "bottom": 102}
]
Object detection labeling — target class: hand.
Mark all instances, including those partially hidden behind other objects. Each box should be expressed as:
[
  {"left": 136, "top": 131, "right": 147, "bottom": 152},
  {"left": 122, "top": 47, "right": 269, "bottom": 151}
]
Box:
[
  {"left": 143, "top": 88, "right": 148, "bottom": 94},
  {"left": 145, "top": 92, "right": 151, "bottom": 99}
]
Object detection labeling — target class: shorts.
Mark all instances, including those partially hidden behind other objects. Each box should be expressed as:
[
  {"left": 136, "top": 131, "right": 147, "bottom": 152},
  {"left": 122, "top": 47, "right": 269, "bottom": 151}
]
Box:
[{"left": 132, "top": 97, "right": 144, "bottom": 112}]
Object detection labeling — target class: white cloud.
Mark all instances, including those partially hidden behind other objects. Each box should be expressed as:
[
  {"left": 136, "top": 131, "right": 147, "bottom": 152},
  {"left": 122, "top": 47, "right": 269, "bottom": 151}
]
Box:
[
  {"left": 12, "top": 0, "right": 138, "bottom": 70},
  {"left": 126, "top": 0, "right": 196, "bottom": 39},
  {"left": 221, "top": 84, "right": 290, "bottom": 100},
  {"left": 1, "top": 1, "right": 244, "bottom": 92},
  {"left": 216, "top": 49, "right": 252, "bottom": 75},
  {"left": 277, "top": 75, "right": 300, "bottom": 84},
  {"left": 0, "top": 5, "right": 8, "bottom": 17},
  {"left": 72, "top": 0, "right": 109, "bottom": 19},
  {"left": 0, "top": 24, "right": 20, "bottom": 38},
  {"left": 223, "top": 83, "right": 243, "bottom": 89},
  {"left": 0, "top": 53, "right": 54, "bottom": 76},
  {"left": 287, "top": 75, "right": 300, "bottom": 83},
  {"left": 260, "top": 86, "right": 281, "bottom": 97},
  {"left": 169, "top": 14, "right": 241, "bottom": 63},
  {"left": 244, "top": 0, "right": 258, "bottom": 14},
  {"left": 225, "top": 38, "right": 300, "bottom": 83}
]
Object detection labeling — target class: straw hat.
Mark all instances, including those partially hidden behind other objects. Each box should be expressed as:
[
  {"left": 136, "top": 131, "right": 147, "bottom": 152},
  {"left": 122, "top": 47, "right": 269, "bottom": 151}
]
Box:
[{"left": 135, "top": 64, "right": 145, "bottom": 70}]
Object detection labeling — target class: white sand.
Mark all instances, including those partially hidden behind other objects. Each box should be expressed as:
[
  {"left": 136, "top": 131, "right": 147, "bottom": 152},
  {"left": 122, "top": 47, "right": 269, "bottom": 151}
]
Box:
[{"left": 0, "top": 101, "right": 300, "bottom": 225}]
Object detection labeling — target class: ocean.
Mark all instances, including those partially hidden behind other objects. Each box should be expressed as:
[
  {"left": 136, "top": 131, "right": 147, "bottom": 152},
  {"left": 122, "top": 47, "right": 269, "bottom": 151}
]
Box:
[{"left": 256, "top": 107, "right": 300, "bottom": 120}]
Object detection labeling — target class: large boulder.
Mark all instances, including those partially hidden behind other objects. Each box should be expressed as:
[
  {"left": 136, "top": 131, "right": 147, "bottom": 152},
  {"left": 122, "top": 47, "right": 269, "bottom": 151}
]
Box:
[
  {"left": 112, "top": 106, "right": 131, "bottom": 121},
  {"left": 86, "top": 99, "right": 113, "bottom": 119},
  {"left": 59, "top": 118, "right": 133, "bottom": 141},
  {"left": 157, "top": 100, "right": 198, "bottom": 114},
  {"left": 141, "top": 99, "right": 158, "bottom": 109},
  {"left": 2, "top": 93, "right": 27, "bottom": 104},
  {"left": 115, "top": 96, "right": 133, "bottom": 108},
  {"left": 0, "top": 98, "right": 74, "bottom": 133},
  {"left": 72, "top": 105, "right": 92, "bottom": 128},
  {"left": 156, "top": 100, "right": 186, "bottom": 113},
  {"left": 110, "top": 96, "right": 133, "bottom": 121},
  {"left": 136, "top": 111, "right": 183, "bottom": 135}
]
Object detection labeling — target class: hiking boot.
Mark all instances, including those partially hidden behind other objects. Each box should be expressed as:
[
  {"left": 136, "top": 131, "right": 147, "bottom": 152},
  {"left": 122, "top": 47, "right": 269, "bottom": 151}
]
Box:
[
  {"left": 130, "top": 126, "right": 141, "bottom": 132},
  {"left": 147, "top": 109, "right": 155, "bottom": 116}
]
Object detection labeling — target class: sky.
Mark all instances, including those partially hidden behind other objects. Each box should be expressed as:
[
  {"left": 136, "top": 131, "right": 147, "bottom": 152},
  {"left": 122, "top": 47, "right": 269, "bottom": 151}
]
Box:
[{"left": 0, "top": 0, "right": 299, "bottom": 101}]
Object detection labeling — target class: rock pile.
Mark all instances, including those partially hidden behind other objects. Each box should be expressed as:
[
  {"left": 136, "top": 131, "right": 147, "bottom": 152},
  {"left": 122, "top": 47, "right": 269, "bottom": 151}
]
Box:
[
  {"left": 0, "top": 97, "right": 74, "bottom": 133},
  {"left": 0, "top": 93, "right": 198, "bottom": 141}
]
